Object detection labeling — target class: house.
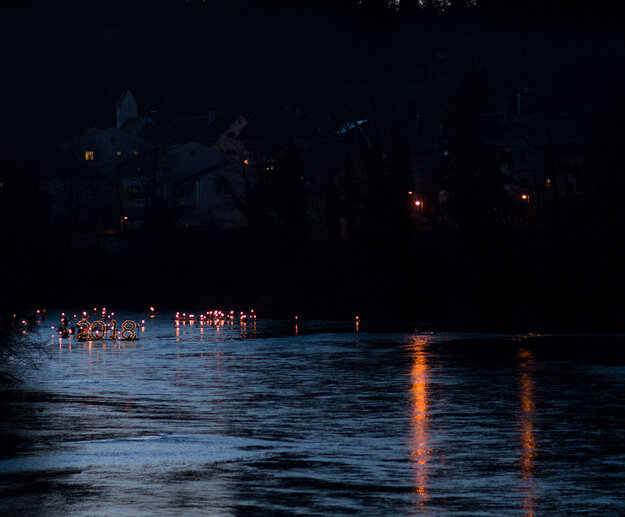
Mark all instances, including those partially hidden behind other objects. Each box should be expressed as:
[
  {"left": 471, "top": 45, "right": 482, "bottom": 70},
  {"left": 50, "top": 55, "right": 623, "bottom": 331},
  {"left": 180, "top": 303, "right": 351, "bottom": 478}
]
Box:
[
  {"left": 169, "top": 113, "right": 215, "bottom": 145},
  {"left": 53, "top": 122, "right": 157, "bottom": 232},
  {"left": 494, "top": 92, "right": 585, "bottom": 223},
  {"left": 115, "top": 148, "right": 162, "bottom": 230},
  {"left": 210, "top": 113, "right": 248, "bottom": 157},
  {"left": 66, "top": 126, "right": 156, "bottom": 176},
  {"left": 116, "top": 90, "right": 160, "bottom": 141},
  {"left": 163, "top": 141, "right": 247, "bottom": 228},
  {"left": 236, "top": 109, "right": 300, "bottom": 154}
]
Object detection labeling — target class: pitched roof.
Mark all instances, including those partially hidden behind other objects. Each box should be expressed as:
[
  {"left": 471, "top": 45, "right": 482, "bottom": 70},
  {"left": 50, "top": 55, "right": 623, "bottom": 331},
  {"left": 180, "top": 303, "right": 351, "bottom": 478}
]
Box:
[
  {"left": 204, "top": 113, "right": 247, "bottom": 141},
  {"left": 236, "top": 110, "right": 298, "bottom": 142},
  {"left": 169, "top": 113, "right": 247, "bottom": 145},
  {"left": 165, "top": 141, "right": 231, "bottom": 182},
  {"left": 169, "top": 115, "right": 214, "bottom": 145},
  {"left": 116, "top": 89, "right": 136, "bottom": 107},
  {"left": 120, "top": 115, "right": 159, "bottom": 139}
]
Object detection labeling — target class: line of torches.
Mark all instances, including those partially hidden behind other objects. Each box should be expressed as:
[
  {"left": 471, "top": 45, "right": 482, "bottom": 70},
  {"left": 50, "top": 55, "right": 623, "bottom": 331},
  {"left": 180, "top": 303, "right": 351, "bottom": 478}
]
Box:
[
  {"left": 17, "top": 306, "right": 362, "bottom": 335},
  {"left": 174, "top": 309, "right": 257, "bottom": 327}
]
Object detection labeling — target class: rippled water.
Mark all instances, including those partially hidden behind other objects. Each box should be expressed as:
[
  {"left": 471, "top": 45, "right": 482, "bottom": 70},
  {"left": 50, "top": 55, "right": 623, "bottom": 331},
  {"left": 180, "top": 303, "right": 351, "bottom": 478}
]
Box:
[{"left": 1, "top": 314, "right": 625, "bottom": 516}]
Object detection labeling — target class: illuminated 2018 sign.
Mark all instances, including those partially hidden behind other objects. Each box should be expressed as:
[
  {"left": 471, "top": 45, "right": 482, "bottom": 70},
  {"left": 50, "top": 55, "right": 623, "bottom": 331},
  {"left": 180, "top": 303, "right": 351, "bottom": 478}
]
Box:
[{"left": 75, "top": 319, "right": 138, "bottom": 341}]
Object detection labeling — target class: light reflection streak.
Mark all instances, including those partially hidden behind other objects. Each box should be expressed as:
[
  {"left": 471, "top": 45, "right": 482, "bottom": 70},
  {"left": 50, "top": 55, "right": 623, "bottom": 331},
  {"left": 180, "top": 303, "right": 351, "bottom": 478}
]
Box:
[
  {"left": 518, "top": 347, "right": 537, "bottom": 516},
  {"left": 408, "top": 336, "right": 431, "bottom": 505}
]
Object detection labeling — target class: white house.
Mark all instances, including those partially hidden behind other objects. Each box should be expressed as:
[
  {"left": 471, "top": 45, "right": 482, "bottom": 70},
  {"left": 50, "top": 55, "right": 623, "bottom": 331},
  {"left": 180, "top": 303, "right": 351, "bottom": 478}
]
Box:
[{"left": 164, "top": 141, "right": 247, "bottom": 228}]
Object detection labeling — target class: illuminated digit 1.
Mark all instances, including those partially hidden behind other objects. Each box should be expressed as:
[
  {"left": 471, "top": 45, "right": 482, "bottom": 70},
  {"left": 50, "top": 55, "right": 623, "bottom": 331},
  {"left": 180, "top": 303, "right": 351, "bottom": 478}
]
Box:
[{"left": 109, "top": 319, "right": 117, "bottom": 340}]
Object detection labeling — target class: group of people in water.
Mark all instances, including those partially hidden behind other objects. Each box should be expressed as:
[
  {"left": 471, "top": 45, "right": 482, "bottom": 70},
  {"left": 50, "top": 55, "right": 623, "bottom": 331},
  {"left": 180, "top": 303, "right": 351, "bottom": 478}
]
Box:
[{"left": 58, "top": 317, "right": 74, "bottom": 338}]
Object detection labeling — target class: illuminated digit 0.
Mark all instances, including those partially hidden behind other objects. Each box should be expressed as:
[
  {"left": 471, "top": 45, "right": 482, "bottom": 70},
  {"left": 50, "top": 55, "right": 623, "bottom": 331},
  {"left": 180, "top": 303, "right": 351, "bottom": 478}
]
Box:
[{"left": 90, "top": 320, "right": 106, "bottom": 340}]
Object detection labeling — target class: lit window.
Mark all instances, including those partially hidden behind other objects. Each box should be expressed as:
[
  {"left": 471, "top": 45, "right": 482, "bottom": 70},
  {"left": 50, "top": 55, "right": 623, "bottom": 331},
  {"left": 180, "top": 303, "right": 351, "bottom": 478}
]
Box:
[
  {"left": 116, "top": 150, "right": 123, "bottom": 156},
  {"left": 85, "top": 151, "right": 94, "bottom": 161}
]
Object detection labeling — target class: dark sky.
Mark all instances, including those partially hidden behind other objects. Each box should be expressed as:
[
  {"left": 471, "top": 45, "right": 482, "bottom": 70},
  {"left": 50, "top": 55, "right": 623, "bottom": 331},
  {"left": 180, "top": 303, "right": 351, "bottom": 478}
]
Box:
[{"left": 1, "top": 0, "right": 623, "bottom": 149}]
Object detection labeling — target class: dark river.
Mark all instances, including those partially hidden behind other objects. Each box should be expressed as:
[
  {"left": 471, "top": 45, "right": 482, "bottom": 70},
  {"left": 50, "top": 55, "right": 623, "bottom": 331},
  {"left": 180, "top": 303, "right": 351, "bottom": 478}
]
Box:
[{"left": 1, "top": 313, "right": 625, "bottom": 515}]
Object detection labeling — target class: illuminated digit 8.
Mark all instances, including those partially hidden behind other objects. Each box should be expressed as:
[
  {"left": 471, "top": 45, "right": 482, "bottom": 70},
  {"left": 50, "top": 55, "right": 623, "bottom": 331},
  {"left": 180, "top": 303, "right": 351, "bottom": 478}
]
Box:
[
  {"left": 76, "top": 319, "right": 90, "bottom": 341},
  {"left": 121, "top": 320, "right": 137, "bottom": 340},
  {"left": 90, "top": 320, "right": 106, "bottom": 340}
]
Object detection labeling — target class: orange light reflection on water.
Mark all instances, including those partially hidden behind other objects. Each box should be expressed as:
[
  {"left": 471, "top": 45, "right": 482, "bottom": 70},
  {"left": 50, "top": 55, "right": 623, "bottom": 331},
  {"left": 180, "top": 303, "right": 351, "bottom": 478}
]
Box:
[
  {"left": 408, "top": 336, "right": 431, "bottom": 505},
  {"left": 518, "top": 347, "right": 537, "bottom": 516}
]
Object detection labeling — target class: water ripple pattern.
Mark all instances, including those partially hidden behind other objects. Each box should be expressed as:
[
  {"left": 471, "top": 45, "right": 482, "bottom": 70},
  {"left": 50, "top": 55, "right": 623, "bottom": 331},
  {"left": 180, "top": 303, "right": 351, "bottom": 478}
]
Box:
[{"left": 1, "top": 314, "right": 624, "bottom": 515}]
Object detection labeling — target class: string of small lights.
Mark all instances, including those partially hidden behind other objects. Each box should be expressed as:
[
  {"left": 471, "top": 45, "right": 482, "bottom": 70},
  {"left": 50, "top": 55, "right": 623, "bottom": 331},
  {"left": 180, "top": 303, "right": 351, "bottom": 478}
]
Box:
[{"left": 173, "top": 309, "right": 257, "bottom": 327}]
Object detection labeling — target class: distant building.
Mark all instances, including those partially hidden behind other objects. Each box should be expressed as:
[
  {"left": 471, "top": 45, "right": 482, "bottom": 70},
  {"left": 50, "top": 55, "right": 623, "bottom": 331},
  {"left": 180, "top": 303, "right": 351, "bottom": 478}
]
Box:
[
  {"left": 116, "top": 90, "right": 138, "bottom": 128},
  {"left": 210, "top": 113, "right": 248, "bottom": 157},
  {"left": 169, "top": 113, "right": 215, "bottom": 145},
  {"left": 52, "top": 92, "right": 365, "bottom": 237},
  {"left": 116, "top": 90, "right": 160, "bottom": 141},
  {"left": 66, "top": 126, "right": 156, "bottom": 176},
  {"left": 163, "top": 141, "right": 247, "bottom": 228}
]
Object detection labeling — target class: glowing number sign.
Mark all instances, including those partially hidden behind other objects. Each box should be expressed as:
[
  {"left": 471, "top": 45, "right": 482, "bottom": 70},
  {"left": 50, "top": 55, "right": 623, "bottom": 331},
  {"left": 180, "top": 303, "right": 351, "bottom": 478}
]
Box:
[
  {"left": 121, "top": 320, "right": 137, "bottom": 340},
  {"left": 76, "top": 319, "right": 90, "bottom": 341},
  {"left": 74, "top": 318, "right": 138, "bottom": 341},
  {"left": 90, "top": 320, "right": 106, "bottom": 340}
]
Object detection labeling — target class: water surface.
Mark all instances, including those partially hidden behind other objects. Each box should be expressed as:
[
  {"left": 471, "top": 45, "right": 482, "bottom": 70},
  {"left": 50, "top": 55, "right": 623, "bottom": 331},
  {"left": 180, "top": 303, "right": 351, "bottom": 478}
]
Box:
[{"left": 1, "top": 314, "right": 624, "bottom": 515}]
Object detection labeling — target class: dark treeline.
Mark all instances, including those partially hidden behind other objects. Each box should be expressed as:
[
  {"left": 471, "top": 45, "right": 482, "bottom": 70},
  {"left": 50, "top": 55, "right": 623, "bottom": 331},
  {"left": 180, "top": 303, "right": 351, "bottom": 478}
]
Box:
[
  {"left": 2, "top": 0, "right": 620, "bottom": 141},
  {"left": 1, "top": 0, "right": 625, "bottom": 330}
]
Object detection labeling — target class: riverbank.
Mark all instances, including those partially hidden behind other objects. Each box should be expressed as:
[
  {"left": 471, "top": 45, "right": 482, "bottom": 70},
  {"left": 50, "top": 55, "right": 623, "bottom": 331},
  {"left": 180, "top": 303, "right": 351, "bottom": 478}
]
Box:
[{"left": 4, "top": 224, "right": 624, "bottom": 335}]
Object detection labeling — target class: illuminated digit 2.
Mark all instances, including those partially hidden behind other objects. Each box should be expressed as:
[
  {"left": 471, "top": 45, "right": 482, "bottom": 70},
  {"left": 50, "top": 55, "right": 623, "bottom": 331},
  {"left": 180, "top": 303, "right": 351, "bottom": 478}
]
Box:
[{"left": 76, "top": 319, "right": 90, "bottom": 341}]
